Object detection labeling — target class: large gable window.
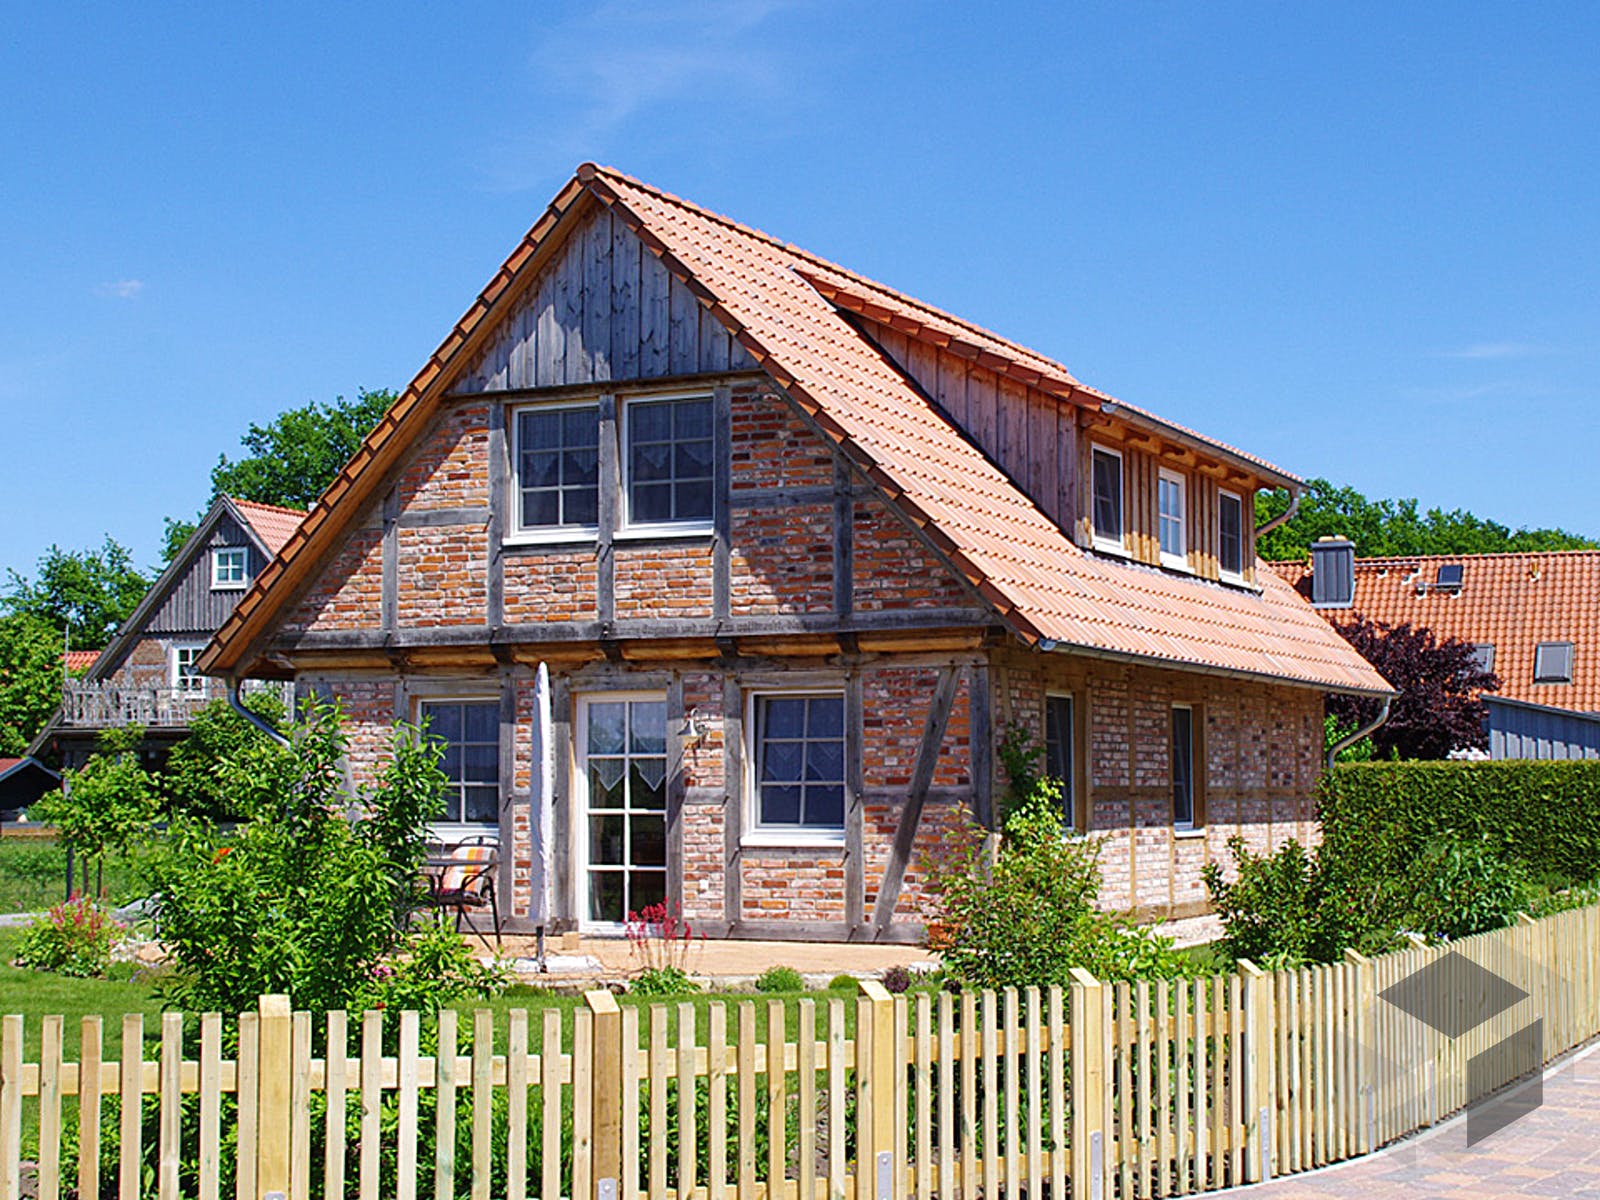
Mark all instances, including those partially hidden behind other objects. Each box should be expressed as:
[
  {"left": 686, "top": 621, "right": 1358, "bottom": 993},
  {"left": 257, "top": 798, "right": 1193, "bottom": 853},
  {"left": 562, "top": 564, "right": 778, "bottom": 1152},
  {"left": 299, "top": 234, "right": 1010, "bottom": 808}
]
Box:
[
  {"left": 624, "top": 395, "right": 714, "bottom": 530},
  {"left": 752, "top": 693, "right": 846, "bottom": 837},
  {"left": 515, "top": 403, "right": 600, "bottom": 534},
  {"left": 1091, "top": 446, "right": 1124, "bottom": 551},
  {"left": 421, "top": 700, "right": 500, "bottom": 826}
]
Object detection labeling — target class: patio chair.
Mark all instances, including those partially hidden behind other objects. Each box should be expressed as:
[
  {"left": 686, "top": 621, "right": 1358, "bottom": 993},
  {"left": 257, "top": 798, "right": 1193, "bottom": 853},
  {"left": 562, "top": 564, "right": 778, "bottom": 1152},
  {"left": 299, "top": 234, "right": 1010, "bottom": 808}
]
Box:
[{"left": 423, "top": 835, "right": 502, "bottom": 951}]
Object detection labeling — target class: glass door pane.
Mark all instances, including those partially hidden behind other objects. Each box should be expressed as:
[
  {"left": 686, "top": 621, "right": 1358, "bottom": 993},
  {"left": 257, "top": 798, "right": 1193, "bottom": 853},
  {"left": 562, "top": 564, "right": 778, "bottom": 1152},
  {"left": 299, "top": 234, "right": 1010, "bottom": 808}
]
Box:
[{"left": 583, "top": 697, "right": 669, "bottom": 925}]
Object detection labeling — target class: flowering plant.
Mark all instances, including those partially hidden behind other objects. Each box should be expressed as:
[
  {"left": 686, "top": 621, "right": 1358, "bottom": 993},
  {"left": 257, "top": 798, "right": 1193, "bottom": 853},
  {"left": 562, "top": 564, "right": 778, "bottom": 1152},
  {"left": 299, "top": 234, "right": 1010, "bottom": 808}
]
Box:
[
  {"left": 624, "top": 900, "right": 701, "bottom": 980},
  {"left": 15, "top": 896, "right": 126, "bottom": 977}
]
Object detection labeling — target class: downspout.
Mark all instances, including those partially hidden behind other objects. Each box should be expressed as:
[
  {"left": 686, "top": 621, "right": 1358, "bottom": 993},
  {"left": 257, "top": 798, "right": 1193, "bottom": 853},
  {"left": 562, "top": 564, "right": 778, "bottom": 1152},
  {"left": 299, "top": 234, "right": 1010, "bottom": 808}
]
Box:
[
  {"left": 1328, "top": 695, "right": 1391, "bottom": 769},
  {"left": 1254, "top": 485, "right": 1302, "bottom": 539},
  {"left": 229, "top": 676, "right": 291, "bottom": 748}
]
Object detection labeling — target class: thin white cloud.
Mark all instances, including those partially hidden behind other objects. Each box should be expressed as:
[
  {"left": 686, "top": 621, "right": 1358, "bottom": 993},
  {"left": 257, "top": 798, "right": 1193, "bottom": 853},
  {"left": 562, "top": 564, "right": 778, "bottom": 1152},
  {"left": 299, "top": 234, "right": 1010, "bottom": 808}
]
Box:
[
  {"left": 95, "top": 279, "right": 144, "bottom": 300},
  {"left": 1436, "top": 341, "right": 1547, "bottom": 360},
  {"left": 485, "top": 0, "right": 809, "bottom": 187}
]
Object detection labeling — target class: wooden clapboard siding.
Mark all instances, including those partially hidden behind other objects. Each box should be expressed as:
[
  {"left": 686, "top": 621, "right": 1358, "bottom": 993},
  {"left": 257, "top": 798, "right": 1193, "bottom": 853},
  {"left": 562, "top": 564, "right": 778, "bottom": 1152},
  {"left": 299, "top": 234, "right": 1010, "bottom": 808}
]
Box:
[
  {"left": 142, "top": 510, "right": 270, "bottom": 637},
  {"left": 452, "top": 205, "right": 754, "bottom": 393}
]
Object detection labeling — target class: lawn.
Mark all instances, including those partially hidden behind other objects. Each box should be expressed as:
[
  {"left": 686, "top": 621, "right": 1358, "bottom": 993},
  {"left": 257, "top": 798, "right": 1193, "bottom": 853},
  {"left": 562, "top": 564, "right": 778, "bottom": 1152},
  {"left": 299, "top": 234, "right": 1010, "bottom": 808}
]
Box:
[
  {"left": 0, "top": 926, "right": 882, "bottom": 1061},
  {"left": 0, "top": 832, "right": 143, "bottom": 913}
]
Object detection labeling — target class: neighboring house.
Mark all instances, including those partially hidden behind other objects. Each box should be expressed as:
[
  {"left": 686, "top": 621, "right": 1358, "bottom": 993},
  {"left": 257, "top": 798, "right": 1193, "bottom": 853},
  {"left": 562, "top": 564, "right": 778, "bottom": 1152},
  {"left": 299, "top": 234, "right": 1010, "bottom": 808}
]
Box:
[
  {"left": 1271, "top": 542, "right": 1600, "bottom": 760},
  {"left": 0, "top": 757, "right": 59, "bottom": 821},
  {"left": 29, "top": 496, "right": 302, "bottom": 770},
  {"left": 200, "top": 163, "right": 1389, "bottom": 942}
]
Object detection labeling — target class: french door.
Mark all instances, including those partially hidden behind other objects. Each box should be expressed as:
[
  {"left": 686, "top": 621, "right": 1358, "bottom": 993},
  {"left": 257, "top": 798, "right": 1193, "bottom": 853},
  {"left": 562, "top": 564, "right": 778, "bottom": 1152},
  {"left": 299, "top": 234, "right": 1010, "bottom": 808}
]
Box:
[{"left": 576, "top": 694, "right": 668, "bottom": 928}]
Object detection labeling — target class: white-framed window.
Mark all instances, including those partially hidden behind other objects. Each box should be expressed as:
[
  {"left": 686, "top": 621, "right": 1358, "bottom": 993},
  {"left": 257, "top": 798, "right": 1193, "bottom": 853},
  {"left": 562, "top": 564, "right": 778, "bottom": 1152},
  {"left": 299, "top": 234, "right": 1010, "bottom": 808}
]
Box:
[
  {"left": 1158, "top": 469, "right": 1187, "bottom": 568},
  {"left": 1043, "top": 692, "right": 1076, "bottom": 831},
  {"left": 512, "top": 401, "right": 601, "bottom": 539},
  {"left": 1171, "top": 705, "right": 1196, "bottom": 829},
  {"left": 622, "top": 393, "right": 714, "bottom": 534},
  {"left": 1218, "top": 489, "right": 1244, "bottom": 581},
  {"left": 419, "top": 699, "right": 500, "bottom": 827},
  {"left": 576, "top": 694, "right": 668, "bottom": 927},
  {"left": 170, "top": 644, "right": 206, "bottom": 697},
  {"left": 211, "top": 547, "right": 249, "bottom": 590},
  {"left": 746, "top": 691, "right": 846, "bottom": 844},
  {"left": 1091, "top": 445, "right": 1125, "bottom": 552}
]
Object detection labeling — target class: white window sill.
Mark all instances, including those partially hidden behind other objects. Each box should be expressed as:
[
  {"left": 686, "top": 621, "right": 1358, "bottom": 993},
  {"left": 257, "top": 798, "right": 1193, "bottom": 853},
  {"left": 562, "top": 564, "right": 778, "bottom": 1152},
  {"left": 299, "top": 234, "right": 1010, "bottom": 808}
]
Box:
[
  {"left": 1219, "top": 571, "right": 1248, "bottom": 587},
  {"left": 1161, "top": 554, "right": 1192, "bottom": 573},
  {"left": 1174, "top": 825, "right": 1206, "bottom": 840},
  {"left": 504, "top": 527, "right": 600, "bottom": 547},
  {"left": 211, "top": 582, "right": 248, "bottom": 592},
  {"left": 616, "top": 522, "right": 715, "bottom": 541},
  {"left": 741, "top": 830, "right": 846, "bottom": 851},
  {"left": 1093, "top": 537, "right": 1131, "bottom": 559}
]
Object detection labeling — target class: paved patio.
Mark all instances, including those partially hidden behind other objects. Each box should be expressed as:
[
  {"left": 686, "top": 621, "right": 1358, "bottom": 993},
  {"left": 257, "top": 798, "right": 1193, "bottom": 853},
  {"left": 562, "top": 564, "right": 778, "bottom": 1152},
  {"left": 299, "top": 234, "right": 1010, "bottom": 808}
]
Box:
[{"left": 1221, "top": 1040, "right": 1600, "bottom": 1199}]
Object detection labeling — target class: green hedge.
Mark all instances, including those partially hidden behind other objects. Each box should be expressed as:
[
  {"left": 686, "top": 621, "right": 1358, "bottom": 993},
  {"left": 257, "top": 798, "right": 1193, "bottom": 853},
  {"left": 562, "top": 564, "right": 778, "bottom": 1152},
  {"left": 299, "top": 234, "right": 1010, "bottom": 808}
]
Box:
[{"left": 1319, "top": 761, "right": 1600, "bottom": 886}]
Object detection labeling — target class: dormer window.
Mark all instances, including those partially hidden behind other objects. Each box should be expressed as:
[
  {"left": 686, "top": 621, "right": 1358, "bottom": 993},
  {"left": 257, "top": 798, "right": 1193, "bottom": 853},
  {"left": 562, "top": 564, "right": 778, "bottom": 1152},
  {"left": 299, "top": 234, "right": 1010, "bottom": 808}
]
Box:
[
  {"left": 1158, "top": 469, "right": 1187, "bottom": 568},
  {"left": 211, "top": 547, "right": 249, "bottom": 591},
  {"left": 1091, "top": 446, "right": 1124, "bottom": 552},
  {"left": 1218, "top": 490, "right": 1244, "bottom": 580},
  {"left": 1534, "top": 641, "right": 1574, "bottom": 684}
]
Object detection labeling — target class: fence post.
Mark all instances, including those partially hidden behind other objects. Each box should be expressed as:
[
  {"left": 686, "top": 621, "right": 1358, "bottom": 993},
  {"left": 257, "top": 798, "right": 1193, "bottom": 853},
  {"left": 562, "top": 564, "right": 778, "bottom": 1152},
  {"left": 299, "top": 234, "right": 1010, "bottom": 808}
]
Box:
[
  {"left": 1068, "top": 968, "right": 1104, "bottom": 1200},
  {"left": 856, "top": 981, "right": 896, "bottom": 1200},
  {"left": 1, "top": 1014, "right": 21, "bottom": 1200},
  {"left": 257, "top": 995, "right": 292, "bottom": 1200},
  {"left": 586, "top": 990, "right": 623, "bottom": 1200},
  {"left": 1237, "top": 961, "right": 1273, "bottom": 1183},
  {"left": 1344, "top": 950, "right": 1376, "bottom": 1155}
]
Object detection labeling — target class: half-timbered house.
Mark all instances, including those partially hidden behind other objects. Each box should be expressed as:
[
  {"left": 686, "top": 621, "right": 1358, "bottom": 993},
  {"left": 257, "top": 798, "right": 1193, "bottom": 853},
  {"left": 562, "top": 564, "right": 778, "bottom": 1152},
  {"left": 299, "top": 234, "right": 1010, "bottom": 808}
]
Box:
[{"left": 200, "top": 165, "right": 1390, "bottom": 941}]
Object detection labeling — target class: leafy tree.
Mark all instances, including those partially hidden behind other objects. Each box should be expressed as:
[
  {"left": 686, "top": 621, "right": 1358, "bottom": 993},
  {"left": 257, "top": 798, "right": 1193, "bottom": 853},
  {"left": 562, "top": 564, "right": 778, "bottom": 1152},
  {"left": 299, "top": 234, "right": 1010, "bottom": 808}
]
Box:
[
  {"left": 3, "top": 537, "right": 149, "bottom": 647},
  {"left": 1257, "top": 478, "right": 1596, "bottom": 561},
  {"left": 162, "top": 690, "right": 288, "bottom": 823},
  {"left": 0, "top": 613, "right": 64, "bottom": 756},
  {"left": 1328, "top": 617, "right": 1499, "bottom": 759},
  {"left": 162, "top": 389, "right": 394, "bottom": 560},
  {"left": 146, "top": 699, "right": 502, "bottom": 1016},
  {"left": 32, "top": 725, "right": 161, "bottom": 897}
]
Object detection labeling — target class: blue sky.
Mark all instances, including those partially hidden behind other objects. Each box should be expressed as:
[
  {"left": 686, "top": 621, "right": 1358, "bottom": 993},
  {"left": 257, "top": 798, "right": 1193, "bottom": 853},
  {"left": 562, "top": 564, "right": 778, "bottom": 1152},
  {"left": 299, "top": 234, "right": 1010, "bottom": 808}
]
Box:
[{"left": 4, "top": 2, "right": 1598, "bottom": 580}]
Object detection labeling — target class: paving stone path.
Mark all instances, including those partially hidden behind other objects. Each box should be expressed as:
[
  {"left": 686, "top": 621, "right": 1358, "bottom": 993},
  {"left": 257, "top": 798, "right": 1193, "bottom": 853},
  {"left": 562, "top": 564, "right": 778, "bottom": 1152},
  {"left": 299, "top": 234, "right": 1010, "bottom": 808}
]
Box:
[{"left": 1223, "top": 1042, "right": 1600, "bottom": 1198}]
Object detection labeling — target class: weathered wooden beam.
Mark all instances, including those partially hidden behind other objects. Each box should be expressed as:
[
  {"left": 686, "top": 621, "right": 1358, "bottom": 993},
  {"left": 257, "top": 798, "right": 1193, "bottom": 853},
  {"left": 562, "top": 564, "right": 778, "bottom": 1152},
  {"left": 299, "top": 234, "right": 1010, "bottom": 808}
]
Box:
[
  {"left": 396, "top": 506, "right": 494, "bottom": 530},
  {"left": 832, "top": 456, "right": 854, "bottom": 619},
  {"left": 596, "top": 393, "right": 618, "bottom": 628},
  {"left": 854, "top": 629, "right": 988, "bottom": 654},
  {"left": 712, "top": 385, "right": 732, "bottom": 622},
  {"left": 870, "top": 665, "right": 963, "bottom": 936},
  {"left": 722, "top": 676, "right": 745, "bottom": 927},
  {"left": 615, "top": 639, "right": 721, "bottom": 662},
  {"left": 969, "top": 663, "right": 994, "bottom": 830},
  {"left": 666, "top": 674, "right": 686, "bottom": 919},
  {"left": 380, "top": 488, "right": 398, "bottom": 633},
  {"left": 844, "top": 672, "right": 865, "bottom": 936}
]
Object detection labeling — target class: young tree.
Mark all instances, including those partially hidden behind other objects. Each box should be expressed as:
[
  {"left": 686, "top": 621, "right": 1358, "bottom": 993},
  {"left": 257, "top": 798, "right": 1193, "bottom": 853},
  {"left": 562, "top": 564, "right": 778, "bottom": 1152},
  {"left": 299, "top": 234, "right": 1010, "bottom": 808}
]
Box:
[
  {"left": 1328, "top": 617, "right": 1499, "bottom": 759},
  {"left": 161, "top": 389, "right": 395, "bottom": 560},
  {"left": 0, "top": 613, "right": 64, "bottom": 756},
  {"left": 32, "top": 725, "right": 161, "bottom": 897},
  {"left": 4, "top": 538, "right": 149, "bottom": 647}
]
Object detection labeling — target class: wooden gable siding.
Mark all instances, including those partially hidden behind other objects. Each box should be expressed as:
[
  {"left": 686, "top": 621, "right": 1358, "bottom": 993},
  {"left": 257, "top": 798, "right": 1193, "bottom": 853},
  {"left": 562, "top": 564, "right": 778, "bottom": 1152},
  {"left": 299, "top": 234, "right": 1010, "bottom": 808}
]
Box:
[
  {"left": 450, "top": 205, "right": 755, "bottom": 394},
  {"left": 144, "top": 511, "right": 266, "bottom": 636},
  {"left": 866, "top": 323, "right": 1079, "bottom": 535}
]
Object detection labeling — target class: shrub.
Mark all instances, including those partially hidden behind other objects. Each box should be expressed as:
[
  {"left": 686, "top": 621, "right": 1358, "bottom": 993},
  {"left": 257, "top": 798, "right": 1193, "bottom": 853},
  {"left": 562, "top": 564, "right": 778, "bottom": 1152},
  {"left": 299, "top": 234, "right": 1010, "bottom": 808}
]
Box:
[
  {"left": 1404, "top": 836, "right": 1532, "bottom": 940},
  {"left": 15, "top": 896, "right": 125, "bottom": 977},
  {"left": 932, "top": 726, "right": 1190, "bottom": 988},
  {"left": 632, "top": 966, "right": 697, "bottom": 995},
  {"left": 1320, "top": 760, "right": 1600, "bottom": 888},
  {"left": 33, "top": 726, "right": 160, "bottom": 897},
  {"left": 162, "top": 691, "right": 288, "bottom": 823},
  {"left": 879, "top": 965, "right": 912, "bottom": 995},
  {"left": 827, "top": 974, "right": 858, "bottom": 991},
  {"left": 144, "top": 699, "right": 504, "bottom": 1017},
  {"left": 755, "top": 965, "right": 805, "bottom": 993}
]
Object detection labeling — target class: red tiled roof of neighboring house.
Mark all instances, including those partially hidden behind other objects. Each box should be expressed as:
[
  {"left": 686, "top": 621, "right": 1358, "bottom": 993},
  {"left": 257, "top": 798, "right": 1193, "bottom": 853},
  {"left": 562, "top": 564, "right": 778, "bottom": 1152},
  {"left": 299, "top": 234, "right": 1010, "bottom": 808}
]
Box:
[
  {"left": 0, "top": 758, "right": 20, "bottom": 775},
  {"left": 1269, "top": 551, "right": 1600, "bottom": 710},
  {"left": 204, "top": 164, "right": 1389, "bottom": 696},
  {"left": 63, "top": 649, "right": 100, "bottom": 673},
  {"left": 230, "top": 499, "right": 304, "bottom": 558}
]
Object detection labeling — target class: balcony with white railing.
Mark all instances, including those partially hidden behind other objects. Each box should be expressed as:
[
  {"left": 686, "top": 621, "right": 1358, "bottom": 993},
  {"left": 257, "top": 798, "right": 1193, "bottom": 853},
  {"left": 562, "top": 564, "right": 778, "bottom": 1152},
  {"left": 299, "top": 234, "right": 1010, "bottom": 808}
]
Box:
[{"left": 59, "top": 679, "right": 293, "bottom": 729}]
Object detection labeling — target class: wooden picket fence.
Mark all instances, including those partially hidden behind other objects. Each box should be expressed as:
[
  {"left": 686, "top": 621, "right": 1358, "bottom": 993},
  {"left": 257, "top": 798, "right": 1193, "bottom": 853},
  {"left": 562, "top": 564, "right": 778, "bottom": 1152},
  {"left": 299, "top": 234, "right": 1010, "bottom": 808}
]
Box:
[{"left": 3, "top": 902, "right": 1597, "bottom": 1200}]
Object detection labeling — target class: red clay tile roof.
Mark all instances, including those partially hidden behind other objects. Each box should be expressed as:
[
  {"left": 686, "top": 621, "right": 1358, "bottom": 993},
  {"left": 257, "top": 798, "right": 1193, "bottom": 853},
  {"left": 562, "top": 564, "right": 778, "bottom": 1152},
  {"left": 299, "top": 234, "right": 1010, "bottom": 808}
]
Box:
[
  {"left": 1270, "top": 551, "right": 1600, "bottom": 711},
  {"left": 204, "top": 164, "right": 1388, "bottom": 696},
  {"left": 63, "top": 649, "right": 99, "bottom": 674},
  {"left": 230, "top": 499, "right": 304, "bottom": 558}
]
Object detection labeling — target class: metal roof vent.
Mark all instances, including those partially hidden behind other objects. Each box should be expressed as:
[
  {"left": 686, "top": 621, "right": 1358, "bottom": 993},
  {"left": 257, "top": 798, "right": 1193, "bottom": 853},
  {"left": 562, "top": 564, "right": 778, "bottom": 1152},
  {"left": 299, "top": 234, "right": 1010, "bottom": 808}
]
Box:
[{"left": 1310, "top": 537, "right": 1356, "bottom": 608}]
